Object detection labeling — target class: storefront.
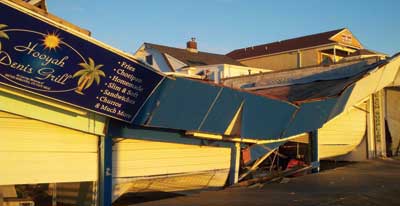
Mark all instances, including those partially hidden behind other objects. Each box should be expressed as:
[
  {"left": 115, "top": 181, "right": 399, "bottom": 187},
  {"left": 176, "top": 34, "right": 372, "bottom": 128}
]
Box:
[
  {"left": 0, "top": 86, "right": 105, "bottom": 205},
  {"left": 0, "top": 1, "right": 163, "bottom": 205}
]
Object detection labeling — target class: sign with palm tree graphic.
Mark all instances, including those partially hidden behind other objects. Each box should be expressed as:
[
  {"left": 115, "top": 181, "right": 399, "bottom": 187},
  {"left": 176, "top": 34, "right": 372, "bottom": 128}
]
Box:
[
  {"left": 0, "top": 24, "right": 9, "bottom": 50},
  {"left": 73, "top": 57, "right": 105, "bottom": 94},
  {"left": 0, "top": 1, "right": 164, "bottom": 122}
]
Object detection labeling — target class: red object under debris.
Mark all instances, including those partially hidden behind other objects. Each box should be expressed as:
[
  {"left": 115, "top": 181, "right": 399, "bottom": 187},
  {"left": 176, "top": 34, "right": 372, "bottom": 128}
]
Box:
[
  {"left": 286, "top": 159, "right": 307, "bottom": 177},
  {"left": 241, "top": 147, "right": 251, "bottom": 165}
]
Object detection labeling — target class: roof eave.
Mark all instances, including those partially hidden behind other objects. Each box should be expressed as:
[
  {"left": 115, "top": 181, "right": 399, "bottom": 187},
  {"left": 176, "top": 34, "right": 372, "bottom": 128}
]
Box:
[{"left": 235, "top": 42, "right": 338, "bottom": 61}]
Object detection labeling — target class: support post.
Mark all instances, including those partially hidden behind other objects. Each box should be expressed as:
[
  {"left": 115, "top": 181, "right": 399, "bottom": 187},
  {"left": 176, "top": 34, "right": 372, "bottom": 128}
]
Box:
[
  {"left": 367, "top": 96, "right": 376, "bottom": 159},
  {"left": 228, "top": 142, "right": 240, "bottom": 185},
  {"left": 99, "top": 135, "right": 113, "bottom": 206},
  {"left": 297, "top": 50, "right": 302, "bottom": 68},
  {"left": 372, "top": 91, "right": 387, "bottom": 157},
  {"left": 0, "top": 190, "right": 3, "bottom": 206},
  {"left": 51, "top": 183, "right": 57, "bottom": 206},
  {"left": 310, "top": 130, "right": 319, "bottom": 173},
  {"left": 333, "top": 47, "right": 337, "bottom": 63}
]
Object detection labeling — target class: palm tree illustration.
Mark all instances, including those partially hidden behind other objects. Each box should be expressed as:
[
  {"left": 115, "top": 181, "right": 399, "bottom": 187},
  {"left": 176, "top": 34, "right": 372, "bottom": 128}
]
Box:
[
  {"left": 0, "top": 24, "right": 10, "bottom": 50},
  {"left": 73, "top": 57, "right": 105, "bottom": 94}
]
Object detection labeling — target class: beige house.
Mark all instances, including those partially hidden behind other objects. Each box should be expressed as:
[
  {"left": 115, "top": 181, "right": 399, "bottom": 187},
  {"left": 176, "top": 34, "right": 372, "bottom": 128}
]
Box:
[{"left": 227, "top": 28, "right": 384, "bottom": 70}]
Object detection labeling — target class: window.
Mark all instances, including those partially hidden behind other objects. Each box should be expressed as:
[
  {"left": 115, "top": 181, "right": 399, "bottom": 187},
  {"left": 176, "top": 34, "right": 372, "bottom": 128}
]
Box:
[
  {"left": 145, "top": 55, "right": 153, "bottom": 65},
  {"left": 320, "top": 54, "right": 333, "bottom": 65},
  {"left": 1, "top": 182, "right": 97, "bottom": 206}
]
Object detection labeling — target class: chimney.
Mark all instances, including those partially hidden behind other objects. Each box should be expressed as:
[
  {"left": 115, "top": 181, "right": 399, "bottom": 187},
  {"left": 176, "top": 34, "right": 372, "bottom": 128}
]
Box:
[{"left": 186, "top": 37, "right": 198, "bottom": 53}]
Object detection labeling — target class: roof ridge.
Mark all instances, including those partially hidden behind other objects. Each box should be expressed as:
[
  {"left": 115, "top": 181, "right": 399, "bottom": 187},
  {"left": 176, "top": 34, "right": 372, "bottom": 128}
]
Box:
[
  {"left": 143, "top": 42, "right": 244, "bottom": 67},
  {"left": 145, "top": 42, "right": 228, "bottom": 56}
]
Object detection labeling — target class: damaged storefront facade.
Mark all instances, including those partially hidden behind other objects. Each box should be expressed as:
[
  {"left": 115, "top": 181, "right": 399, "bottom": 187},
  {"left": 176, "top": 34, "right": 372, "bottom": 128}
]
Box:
[{"left": 1, "top": 1, "right": 400, "bottom": 206}]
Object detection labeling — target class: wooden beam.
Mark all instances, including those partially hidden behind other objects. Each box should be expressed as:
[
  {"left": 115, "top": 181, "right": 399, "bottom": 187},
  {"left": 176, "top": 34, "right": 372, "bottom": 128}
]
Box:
[
  {"left": 233, "top": 165, "right": 312, "bottom": 187},
  {"left": 238, "top": 148, "right": 276, "bottom": 181}
]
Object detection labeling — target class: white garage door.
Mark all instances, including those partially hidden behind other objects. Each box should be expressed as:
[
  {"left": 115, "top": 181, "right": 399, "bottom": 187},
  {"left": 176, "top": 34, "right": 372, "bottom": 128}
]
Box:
[
  {"left": 113, "top": 138, "right": 231, "bottom": 178},
  {"left": 0, "top": 111, "right": 98, "bottom": 185},
  {"left": 112, "top": 138, "right": 231, "bottom": 198},
  {"left": 318, "top": 103, "right": 367, "bottom": 159}
]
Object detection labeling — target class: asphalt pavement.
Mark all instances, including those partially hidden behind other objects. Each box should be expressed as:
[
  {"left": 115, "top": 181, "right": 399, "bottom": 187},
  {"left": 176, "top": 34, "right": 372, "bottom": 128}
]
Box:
[{"left": 128, "top": 158, "right": 400, "bottom": 206}]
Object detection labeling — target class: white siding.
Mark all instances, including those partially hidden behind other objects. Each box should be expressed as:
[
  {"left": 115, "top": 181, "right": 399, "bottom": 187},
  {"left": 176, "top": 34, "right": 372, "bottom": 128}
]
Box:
[
  {"left": 318, "top": 103, "right": 367, "bottom": 159},
  {"left": 0, "top": 111, "right": 98, "bottom": 185},
  {"left": 134, "top": 47, "right": 173, "bottom": 72},
  {"left": 342, "top": 56, "right": 400, "bottom": 112},
  {"left": 112, "top": 138, "right": 231, "bottom": 178},
  {"left": 0, "top": 88, "right": 106, "bottom": 135},
  {"left": 164, "top": 53, "right": 187, "bottom": 71},
  {"left": 112, "top": 138, "right": 231, "bottom": 200}
]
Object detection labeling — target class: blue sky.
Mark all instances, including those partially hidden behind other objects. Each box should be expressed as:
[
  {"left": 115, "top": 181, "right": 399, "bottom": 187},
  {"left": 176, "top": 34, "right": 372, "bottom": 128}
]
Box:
[{"left": 47, "top": 0, "right": 400, "bottom": 56}]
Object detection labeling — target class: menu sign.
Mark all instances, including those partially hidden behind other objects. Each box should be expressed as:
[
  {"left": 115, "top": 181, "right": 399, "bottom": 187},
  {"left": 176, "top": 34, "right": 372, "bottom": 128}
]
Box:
[{"left": 0, "top": 2, "right": 164, "bottom": 122}]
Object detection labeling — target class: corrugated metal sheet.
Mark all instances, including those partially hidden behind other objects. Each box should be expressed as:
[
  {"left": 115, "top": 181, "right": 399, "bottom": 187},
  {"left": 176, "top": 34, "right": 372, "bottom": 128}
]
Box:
[
  {"left": 223, "top": 59, "right": 376, "bottom": 89},
  {"left": 240, "top": 93, "right": 297, "bottom": 139},
  {"left": 126, "top": 54, "right": 400, "bottom": 142},
  {"left": 249, "top": 141, "right": 287, "bottom": 162},
  {"left": 199, "top": 88, "right": 243, "bottom": 133},
  {"left": 144, "top": 78, "right": 222, "bottom": 131},
  {"left": 283, "top": 98, "right": 338, "bottom": 137},
  {"left": 252, "top": 76, "right": 358, "bottom": 102}
]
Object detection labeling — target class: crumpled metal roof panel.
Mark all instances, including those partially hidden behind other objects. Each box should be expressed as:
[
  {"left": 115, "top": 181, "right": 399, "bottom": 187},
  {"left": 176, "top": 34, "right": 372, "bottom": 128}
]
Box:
[
  {"left": 282, "top": 98, "right": 339, "bottom": 138},
  {"left": 129, "top": 54, "right": 400, "bottom": 141},
  {"left": 198, "top": 87, "right": 244, "bottom": 134},
  {"left": 240, "top": 92, "right": 297, "bottom": 139}
]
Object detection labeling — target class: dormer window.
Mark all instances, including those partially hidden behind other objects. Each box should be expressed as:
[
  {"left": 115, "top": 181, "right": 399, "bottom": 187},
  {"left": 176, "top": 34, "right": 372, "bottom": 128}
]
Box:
[{"left": 145, "top": 55, "right": 153, "bottom": 65}]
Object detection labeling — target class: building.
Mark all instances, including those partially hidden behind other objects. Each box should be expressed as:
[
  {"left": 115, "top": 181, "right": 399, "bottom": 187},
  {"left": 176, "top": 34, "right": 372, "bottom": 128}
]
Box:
[
  {"left": 134, "top": 38, "right": 243, "bottom": 72},
  {"left": 227, "top": 28, "right": 386, "bottom": 70},
  {"left": 133, "top": 38, "right": 271, "bottom": 81},
  {"left": 1, "top": 1, "right": 399, "bottom": 206},
  {"left": 0, "top": 2, "right": 310, "bottom": 205}
]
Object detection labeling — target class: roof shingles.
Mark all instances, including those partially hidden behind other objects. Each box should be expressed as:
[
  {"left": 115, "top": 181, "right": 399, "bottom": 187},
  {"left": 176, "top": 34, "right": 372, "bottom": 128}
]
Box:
[
  {"left": 146, "top": 43, "right": 244, "bottom": 67},
  {"left": 227, "top": 28, "right": 345, "bottom": 60}
]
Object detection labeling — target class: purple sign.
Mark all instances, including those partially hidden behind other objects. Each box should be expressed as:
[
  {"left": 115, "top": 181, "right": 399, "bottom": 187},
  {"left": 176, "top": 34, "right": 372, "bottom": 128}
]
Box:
[{"left": 0, "top": 2, "right": 164, "bottom": 122}]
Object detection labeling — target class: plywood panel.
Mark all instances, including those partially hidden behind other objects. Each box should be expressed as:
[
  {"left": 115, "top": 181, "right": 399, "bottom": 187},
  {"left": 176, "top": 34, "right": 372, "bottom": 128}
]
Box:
[{"left": 113, "top": 139, "right": 231, "bottom": 178}]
